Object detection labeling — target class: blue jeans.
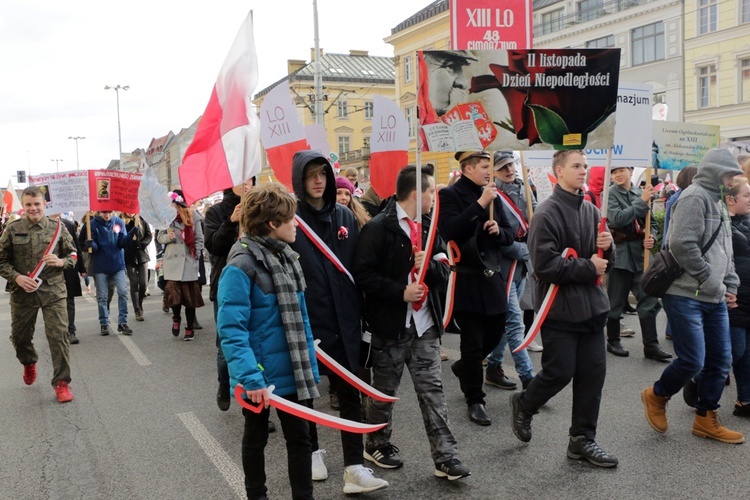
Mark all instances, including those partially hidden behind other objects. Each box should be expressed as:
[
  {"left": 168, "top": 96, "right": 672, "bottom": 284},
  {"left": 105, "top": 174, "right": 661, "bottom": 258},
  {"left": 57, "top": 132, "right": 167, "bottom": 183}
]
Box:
[
  {"left": 730, "top": 326, "right": 750, "bottom": 404},
  {"left": 655, "top": 294, "right": 731, "bottom": 411},
  {"left": 94, "top": 271, "right": 128, "bottom": 326},
  {"left": 487, "top": 278, "right": 534, "bottom": 381}
]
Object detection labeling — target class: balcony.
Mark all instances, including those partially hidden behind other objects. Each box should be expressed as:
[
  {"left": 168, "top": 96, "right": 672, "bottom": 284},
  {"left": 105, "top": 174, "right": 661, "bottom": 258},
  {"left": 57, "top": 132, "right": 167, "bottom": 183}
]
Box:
[{"left": 339, "top": 147, "right": 371, "bottom": 164}]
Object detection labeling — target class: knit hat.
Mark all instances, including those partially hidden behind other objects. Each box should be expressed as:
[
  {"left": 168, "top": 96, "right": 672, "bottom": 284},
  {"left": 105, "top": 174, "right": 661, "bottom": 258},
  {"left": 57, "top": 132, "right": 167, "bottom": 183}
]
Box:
[
  {"left": 335, "top": 176, "right": 355, "bottom": 195},
  {"left": 169, "top": 189, "right": 188, "bottom": 207}
]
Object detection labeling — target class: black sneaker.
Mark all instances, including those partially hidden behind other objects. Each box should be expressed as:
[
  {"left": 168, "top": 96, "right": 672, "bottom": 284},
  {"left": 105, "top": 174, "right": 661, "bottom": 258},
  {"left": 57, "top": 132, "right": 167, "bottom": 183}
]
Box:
[
  {"left": 486, "top": 365, "right": 518, "bottom": 390},
  {"left": 734, "top": 402, "right": 750, "bottom": 417},
  {"left": 434, "top": 458, "right": 471, "bottom": 481},
  {"left": 217, "top": 385, "right": 230, "bottom": 411},
  {"left": 509, "top": 392, "right": 533, "bottom": 443},
  {"left": 100, "top": 325, "right": 110, "bottom": 336},
  {"left": 364, "top": 444, "right": 403, "bottom": 469},
  {"left": 566, "top": 436, "right": 618, "bottom": 468},
  {"left": 69, "top": 333, "right": 79, "bottom": 345},
  {"left": 193, "top": 319, "right": 203, "bottom": 330},
  {"left": 118, "top": 323, "right": 133, "bottom": 335},
  {"left": 184, "top": 329, "right": 195, "bottom": 341}
]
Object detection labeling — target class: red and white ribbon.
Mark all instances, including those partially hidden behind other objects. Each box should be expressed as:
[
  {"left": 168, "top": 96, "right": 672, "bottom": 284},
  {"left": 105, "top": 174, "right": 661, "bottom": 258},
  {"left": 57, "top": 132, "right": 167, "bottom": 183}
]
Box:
[
  {"left": 28, "top": 217, "right": 63, "bottom": 286},
  {"left": 314, "top": 340, "right": 398, "bottom": 403},
  {"left": 513, "top": 248, "right": 577, "bottom": 353},
  {"left": 415, "top": 194, "right": 440, "bottom": 285},
  {"left": 506, "top": 260, "right": 518, "bottom": 302},
  {"left": 294, "top": 214, "right": 355, "bottom": 285},
  {"left": 442, "top": 241, "right": 461, "bottom": 329},
  {"left": 498, "top": 191, "right": 528, "bottom": 236},
  {"left": 234, "top": 385, "right": 387, "bottom": 434}
]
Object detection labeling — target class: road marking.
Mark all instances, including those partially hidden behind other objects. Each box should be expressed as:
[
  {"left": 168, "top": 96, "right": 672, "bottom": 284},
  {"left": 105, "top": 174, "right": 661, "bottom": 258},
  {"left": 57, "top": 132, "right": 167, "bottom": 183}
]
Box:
[
  {"left": 117, "top": 333, "right": 152, "bottom": 366},
  {"left": 178, "top": 412, "right": 245, "bottom": 499}
]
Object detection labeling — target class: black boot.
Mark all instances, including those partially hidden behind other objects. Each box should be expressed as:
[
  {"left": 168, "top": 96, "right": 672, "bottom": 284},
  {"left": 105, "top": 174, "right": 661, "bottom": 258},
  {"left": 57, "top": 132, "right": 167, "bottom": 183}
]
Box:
[
  {"left": 606, "top": 318, "right": 629, "bottom": 357},
  {"left": 641, "top": 317, "right": 672, "bottom": 361}
]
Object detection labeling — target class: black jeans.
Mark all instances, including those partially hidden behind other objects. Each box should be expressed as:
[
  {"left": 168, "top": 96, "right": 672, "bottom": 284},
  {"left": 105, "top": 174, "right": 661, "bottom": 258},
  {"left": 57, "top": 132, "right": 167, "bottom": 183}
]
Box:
[
  {"left": 171, "top": 306, "right": 196, "bottom": 330},
  {"left": 212, "top": 300, "right": 230, "bottom": 387},
  {"left": 242, "top": 393, "right": 313, "bottom": 500},
  {"left": 453, "top": 312, "right": 506, "bottom": 405},
  {"left": 520, "top": 316, "right": 607, "bottom": 440},
  {"left": 308, "top": 372, "right": 364, "bottom": 466},
  {"left": 66, "top": 293, "right": 76, "bottom": 335},
  {"left": 126, "top": 262, "right": 148, "bottom": 313}
]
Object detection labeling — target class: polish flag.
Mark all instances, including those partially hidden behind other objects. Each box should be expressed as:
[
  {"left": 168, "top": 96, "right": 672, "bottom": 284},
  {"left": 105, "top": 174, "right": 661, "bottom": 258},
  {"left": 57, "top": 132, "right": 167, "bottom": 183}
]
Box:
[
  {"left": 369, "top": 95, "right": 409, "bottom": 198},
  {"left": 178, "top": 11, "right": 262, "bottom": 205},
  {"left": 260, "top": 80, "right": 309, "bottom": 189},
  {"left": 3, "top": 179, "right": 22, "bottom": 214}
]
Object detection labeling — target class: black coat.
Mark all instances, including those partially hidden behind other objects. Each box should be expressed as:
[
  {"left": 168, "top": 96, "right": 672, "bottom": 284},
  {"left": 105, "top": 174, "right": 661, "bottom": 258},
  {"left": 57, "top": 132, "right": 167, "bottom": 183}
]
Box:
[
  {"left": 354, "top": 199, "right": 449, "bottom": 339},
  {"left": 437, "top": 175, "right": 515, "bottom": 315},
  {"left": 124, "top": 217, "right": 153, "bottom": 266},
  {"left": 730, "top": 214, "right": 750, "bottom": 328},
  {"left": 61, "top": 218, "right": 85, "bottom": 297},
  {"left": 290, "top": 150, "right": 363, "bottom": 372},
  {"left": 204, "top": 190, "right": 241, "bottom": 302}
]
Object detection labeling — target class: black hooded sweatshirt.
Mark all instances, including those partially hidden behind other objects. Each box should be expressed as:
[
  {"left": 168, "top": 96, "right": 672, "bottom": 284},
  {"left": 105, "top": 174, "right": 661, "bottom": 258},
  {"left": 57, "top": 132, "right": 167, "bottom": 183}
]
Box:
[{"left": 204, "top": 189, "right": 241, "bottom": 302}]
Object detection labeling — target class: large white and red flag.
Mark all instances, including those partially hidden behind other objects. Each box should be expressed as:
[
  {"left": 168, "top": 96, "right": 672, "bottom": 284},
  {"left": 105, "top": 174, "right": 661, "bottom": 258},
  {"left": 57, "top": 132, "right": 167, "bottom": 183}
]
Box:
[
  {"left": 178, "top": 11, "right": 262, "bottom": 204},
  {"left": 260, "top": 80, "right": 309, "bottom": 189},
  {"left": 3, "top": 179, "right": 22, "bottom": 214},
  {"left": 369, "top": 95, "right": 409, "bottom": 198}
]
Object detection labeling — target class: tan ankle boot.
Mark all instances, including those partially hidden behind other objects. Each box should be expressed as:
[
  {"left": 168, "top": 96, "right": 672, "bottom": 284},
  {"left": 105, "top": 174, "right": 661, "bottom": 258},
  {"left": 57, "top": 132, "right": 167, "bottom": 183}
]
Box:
[
  {"left": 692, "top": 410, "right": 745, "bottom": 444},
  {"left": 642, "top": 386, "right": 669, "bottom": 433}
]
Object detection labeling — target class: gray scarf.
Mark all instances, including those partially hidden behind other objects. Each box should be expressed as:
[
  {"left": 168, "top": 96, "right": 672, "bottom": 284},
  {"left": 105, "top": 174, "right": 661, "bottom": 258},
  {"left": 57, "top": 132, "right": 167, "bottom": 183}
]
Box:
[{"left": 249, "top": 236, "right": 319, "bottom": 401}]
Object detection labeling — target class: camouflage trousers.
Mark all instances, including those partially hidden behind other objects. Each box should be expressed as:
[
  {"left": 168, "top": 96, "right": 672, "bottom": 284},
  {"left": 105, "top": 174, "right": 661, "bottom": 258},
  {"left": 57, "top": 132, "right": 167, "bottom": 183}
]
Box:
[
  {"left": 10, "top": 285, "right": 71, "bottom": 386},
  {"left": 366, "top": 324, "right": 458, "bottom": 463}
]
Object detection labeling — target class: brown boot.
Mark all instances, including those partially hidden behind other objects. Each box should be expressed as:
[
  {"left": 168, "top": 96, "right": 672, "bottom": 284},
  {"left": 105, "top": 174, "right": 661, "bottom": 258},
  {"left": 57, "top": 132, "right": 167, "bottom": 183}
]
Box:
[
  {"left": 642, "top": 386, "right": 669, "bottom": 433},
  {"left": 692, "top": 410, "right": 745, "bottom": 444}
]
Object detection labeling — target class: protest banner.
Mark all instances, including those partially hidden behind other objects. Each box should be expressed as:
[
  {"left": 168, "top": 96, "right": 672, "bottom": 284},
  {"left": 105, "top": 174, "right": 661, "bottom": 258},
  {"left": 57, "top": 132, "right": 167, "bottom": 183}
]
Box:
[
  {"left": 260, "top": 80, "right": 310, "bottom": 188},
  {"left": 418, "top": 48, "right": 620, "bottom": 152},
  {"left": 451, "top": 0, "right": 533, "bottom": 50},
  {"left": 522, "top": 82, "right": 653, "bottom": 170},
  {"left": 369, "top": 95, "right": 409, "bottom": 198},
  {"left": 652, "top": 121, "right": 720, "bottom": 170},
  {"left": 88, "top": 170, "right": 142, "bottom": 213},
  {"left": 28, "top": 170, "right": 90, "bottom": 215}
]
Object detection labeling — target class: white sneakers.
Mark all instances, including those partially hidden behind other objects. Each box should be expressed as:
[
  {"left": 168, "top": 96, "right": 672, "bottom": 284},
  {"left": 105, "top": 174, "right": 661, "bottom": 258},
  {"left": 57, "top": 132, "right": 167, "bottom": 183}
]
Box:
[
  {"left": 312, "top": 449, "right": 328, "bottom": 481},
  {"left": 527, "top": 340, "right": 543, "bottom": 352},
  {"left": 342, "top": 465, "right": 389, "bottom": 494}
]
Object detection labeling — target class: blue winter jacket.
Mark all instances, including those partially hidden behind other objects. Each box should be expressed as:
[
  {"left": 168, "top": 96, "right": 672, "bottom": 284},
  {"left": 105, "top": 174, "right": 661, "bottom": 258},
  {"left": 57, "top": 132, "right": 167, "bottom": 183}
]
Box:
[
  {"left": 89, "top": 215, "right": 129, "bottom": 275},
  {"left": 217, "top": 237, "right": 319, "bottom": 397}
]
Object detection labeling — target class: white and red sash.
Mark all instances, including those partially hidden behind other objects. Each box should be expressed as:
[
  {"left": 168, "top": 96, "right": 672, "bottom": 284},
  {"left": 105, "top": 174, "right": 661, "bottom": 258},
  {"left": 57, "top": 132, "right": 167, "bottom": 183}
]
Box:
[
  {"left": 294, "top": 214, "right": 355, "bottom": 286},
  {"left": 29, "top": 217, "right": 64, "bottom": 287},
  {"left": 498, "top": 190, "right": 528, "bottom": 238}
]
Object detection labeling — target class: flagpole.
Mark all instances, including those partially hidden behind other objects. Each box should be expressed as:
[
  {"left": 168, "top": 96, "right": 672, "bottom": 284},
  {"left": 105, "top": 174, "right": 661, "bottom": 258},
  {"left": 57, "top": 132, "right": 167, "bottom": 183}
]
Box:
[
  {"left": 643, "top": 166, "right": 653, "bottom": 270},
  {"left": 415, "top": 51, "right": 422, "bottom": 248},
  {"left": 519, "top": 152, "right": 534, "bottom": 221},
  {"left": 596, "top": 147, "right": 614, "bottom": 285}
]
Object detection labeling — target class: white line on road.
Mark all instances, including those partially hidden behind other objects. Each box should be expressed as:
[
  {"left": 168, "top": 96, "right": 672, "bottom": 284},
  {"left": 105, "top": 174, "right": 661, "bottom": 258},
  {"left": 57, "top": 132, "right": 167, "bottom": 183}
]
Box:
[
  {"left": 178, "top": 412, "right": 245, "bottom": 499},
  {"left": 117, "top": 333, "right": 152, "bottom": 366}
]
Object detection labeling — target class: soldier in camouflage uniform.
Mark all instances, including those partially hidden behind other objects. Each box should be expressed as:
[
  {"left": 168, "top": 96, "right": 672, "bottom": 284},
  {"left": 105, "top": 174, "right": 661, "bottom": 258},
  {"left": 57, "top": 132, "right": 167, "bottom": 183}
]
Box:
[
  {"left": 0, "top": 186, "right": 78, "bottom": 403},
  {"left": 353, "top": 165, "right": 471, "bottom": 481}
]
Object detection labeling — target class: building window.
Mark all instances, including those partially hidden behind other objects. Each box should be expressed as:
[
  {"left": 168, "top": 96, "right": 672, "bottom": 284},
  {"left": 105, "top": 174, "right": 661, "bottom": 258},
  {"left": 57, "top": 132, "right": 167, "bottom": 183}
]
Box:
[
  {"left": 698, "top": 64, "right": 717, "bottom": 108},
  {"left": 337, "top": 100, "right": 348, "bottom": 118},
  {"left": 586, "top": 35, "right": 615, "bottom": 48},
  {"left": 404, "top": 55, "right": 413, "bottom": 83},
  {"left": 541, "top": 8, "right": 564, "bottom": 35},
  {"left": 740, "top": 58, "right": 750, "bottom": 103},
  {"left": 578, "top": 0, "right": 605, "bottom": 22},
  {"left": 631, "top": 22, "right": 664, "bottom": 66},
  {"left": 653, "top": 92, "right": 666, "bottom": 104},
  {"left": 338, "top": 136, "right": 350, "bottom": 154},
  {"left": 699, "top": 0, "right": 717, "bottom": 34},
  {"left": 406, "top": 106, "right": 416, "bottom": 138},
  {"left": 364, "top": 102, "right": 374, "bottom": 120},
  {"left": 744, "top": 0, "right": 750, "bottom": 23}
]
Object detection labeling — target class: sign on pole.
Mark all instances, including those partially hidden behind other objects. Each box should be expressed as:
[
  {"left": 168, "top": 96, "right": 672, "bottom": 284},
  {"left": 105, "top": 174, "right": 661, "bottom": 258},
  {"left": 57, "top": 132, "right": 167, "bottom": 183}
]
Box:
[
  {"left": 28, "top": 171, "right": 90, "bottom": 215},
  {"left": 88, "top": 170, "right": 143, "bottom": 213},
  {"left": 369, "top": 95, "right": 409, "bottom": 198},
  {"left": 451, "top": 0, "right": 533, "bottom": 50},
  {"left": 652, "top": 121, "right": 720, "bottom": 170}
]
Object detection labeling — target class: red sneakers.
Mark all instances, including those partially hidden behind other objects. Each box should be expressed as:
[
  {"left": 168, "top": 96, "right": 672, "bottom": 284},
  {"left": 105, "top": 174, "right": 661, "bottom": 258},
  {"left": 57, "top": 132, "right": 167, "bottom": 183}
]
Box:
[
  {"left": 23, "top": 363, "right": 37, "bottom": 385},
  {"left": 54, "top": 381, "right": 74, "bottom": 403}
]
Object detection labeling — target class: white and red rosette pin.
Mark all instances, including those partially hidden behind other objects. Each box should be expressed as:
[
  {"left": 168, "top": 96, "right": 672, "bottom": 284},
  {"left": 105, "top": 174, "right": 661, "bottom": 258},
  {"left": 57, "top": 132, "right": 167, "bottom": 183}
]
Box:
[{"left": 337, "top": 226, "right": 349, "bottom": 240}]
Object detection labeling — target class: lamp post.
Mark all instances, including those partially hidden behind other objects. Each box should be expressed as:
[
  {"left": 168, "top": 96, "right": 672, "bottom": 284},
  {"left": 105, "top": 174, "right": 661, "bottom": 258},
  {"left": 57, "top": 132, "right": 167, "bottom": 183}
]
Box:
[
  {"left": 68, "top": 136, "right": 85, "bottom": 170},
  {"left": 51, "top": 159, "right": 63, "bottom": 173},
  {"left": 104, "top": 84, "right": 129, "bottom": 169}
]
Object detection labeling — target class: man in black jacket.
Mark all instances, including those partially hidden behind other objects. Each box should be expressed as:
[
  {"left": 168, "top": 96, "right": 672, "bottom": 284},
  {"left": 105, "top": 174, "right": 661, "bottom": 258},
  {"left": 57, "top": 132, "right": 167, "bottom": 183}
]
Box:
[
  {"left": 124, "top": 214, "right": 152, "bottom": 322},
  {"left": 438, "top": 150, "right": 515, "bottom": 426},
  {"left": 290, "top": 150, "right": 388, "bottom": 494},
  {"left": 354, "top": 165, "right": 470, "bottom": 481},
  {"left": 510, "top": 149, "right": 619, "bottom": 468}
]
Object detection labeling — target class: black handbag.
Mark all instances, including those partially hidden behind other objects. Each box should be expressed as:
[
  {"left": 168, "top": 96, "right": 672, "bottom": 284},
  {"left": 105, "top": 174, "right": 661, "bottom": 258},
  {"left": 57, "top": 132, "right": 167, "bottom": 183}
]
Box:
[{"left": 642, "top": 221, "right": 723, "bottom": 298}]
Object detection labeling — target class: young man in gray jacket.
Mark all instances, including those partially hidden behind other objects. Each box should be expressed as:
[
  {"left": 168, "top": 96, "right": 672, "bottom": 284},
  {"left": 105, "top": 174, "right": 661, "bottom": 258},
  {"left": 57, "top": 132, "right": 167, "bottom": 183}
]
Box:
[{"left": 642, "top": 148, "right": 745, "bottom": 444}]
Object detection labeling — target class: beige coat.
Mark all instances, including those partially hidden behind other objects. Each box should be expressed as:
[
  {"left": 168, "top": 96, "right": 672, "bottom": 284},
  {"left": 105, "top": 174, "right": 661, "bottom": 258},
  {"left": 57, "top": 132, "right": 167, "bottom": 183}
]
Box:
[{"left": 157, "top": 211, "right": 204, "bottom": 282}]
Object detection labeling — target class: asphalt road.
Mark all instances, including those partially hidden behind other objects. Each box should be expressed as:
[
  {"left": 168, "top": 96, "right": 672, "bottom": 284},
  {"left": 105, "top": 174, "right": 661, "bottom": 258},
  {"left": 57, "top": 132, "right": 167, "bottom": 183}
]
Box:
[{"left": 2, "top": 284, "right": 749, "bottom": 499}]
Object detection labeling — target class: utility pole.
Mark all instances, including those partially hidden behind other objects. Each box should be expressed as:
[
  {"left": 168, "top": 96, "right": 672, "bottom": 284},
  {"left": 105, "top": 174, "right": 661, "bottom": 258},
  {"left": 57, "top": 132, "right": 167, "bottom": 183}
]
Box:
[{"left": 313, "top": 0, "right": 324, "bottom": 125}]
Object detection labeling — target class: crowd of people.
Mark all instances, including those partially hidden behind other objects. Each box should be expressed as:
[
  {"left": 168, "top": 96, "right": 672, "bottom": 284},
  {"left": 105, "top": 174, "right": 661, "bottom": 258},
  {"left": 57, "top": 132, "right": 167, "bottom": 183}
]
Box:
[{"left": 3, "top": 148, "right": 750, "bottom": 499}]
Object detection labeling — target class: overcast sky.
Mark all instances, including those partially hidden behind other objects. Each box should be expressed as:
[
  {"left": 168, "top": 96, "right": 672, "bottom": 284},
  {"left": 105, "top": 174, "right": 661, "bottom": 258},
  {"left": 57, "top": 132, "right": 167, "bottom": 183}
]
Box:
[{"left": 0, "top": 0, "right": 432, "bottom": 185}]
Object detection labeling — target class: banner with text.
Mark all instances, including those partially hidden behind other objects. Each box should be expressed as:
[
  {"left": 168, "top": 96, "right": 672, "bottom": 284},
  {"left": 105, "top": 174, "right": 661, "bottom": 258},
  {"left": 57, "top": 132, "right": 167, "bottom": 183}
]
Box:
[
  {"left": 418, "top": 49, "right": 620, "bottom": 152},
  {"left": 451, "top": 0, "right": 533, "bottom": 50},
  {"left": 522, "top": 82, "right": 653, "bottom": 169},
  {"left": 28, "top": 170, "right": 91, "bottom": 216},
  {"left": 653, "top": 121, "right": 720, "bottom": 170},
  {"left": 88, "top": 170, "right": 142, "bottom": 213},
  {"left": 369, "top": 95, "right": 409, "bottom": 198}
]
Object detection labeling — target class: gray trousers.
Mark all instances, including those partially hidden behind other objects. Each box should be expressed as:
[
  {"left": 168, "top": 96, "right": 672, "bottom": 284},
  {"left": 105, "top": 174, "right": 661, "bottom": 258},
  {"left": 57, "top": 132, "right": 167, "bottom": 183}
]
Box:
[{"left": 366, "top": 324, "right": 458, "bottom": 464}]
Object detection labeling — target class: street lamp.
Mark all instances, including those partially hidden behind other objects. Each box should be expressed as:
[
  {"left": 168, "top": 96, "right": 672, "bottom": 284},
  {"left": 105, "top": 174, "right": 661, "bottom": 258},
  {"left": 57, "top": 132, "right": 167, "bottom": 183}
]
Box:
[
  {"left": 51, "top": 159, "right": 63, "bottom": 173},
  {"left": 68, "top": 136, "right": 85, "bottom": 170},
  {"left": 104, "top": 84, "right": 129, "bottom": 169}
]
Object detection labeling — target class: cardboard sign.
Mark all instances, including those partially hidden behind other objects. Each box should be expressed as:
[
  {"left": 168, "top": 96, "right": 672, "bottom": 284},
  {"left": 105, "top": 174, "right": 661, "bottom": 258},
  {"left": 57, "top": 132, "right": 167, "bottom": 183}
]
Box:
[
  {"left": 451, "top": 0, "right": 533, "bottom": 50},
  {"left": 369, "top": 96, "right": 409, "bottom": 197},
  {"left": 418, "top": 49, "right": 621, "bottom": 151},
  {"left": 28, "top": 170, "right": 91, "bottom": 216},
  {"left": 653, "top": 121, "right": 720, "bottom": 170},
  {"left": 88, "top": 170, "right": 142, "bottom": 213}
]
